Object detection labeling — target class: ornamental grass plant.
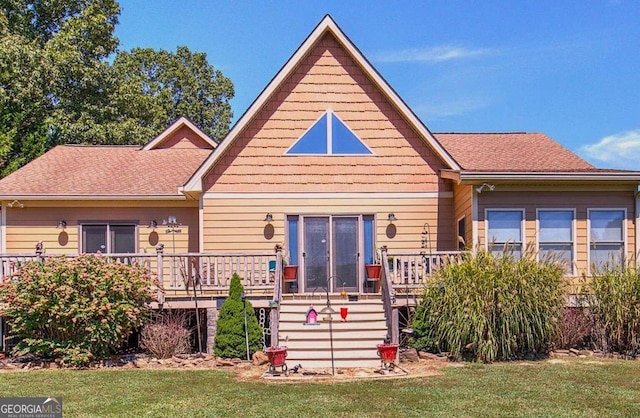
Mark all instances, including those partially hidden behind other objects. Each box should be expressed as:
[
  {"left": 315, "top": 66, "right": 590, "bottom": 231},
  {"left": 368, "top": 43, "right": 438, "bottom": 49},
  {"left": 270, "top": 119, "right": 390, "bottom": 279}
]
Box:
[
  {"left": 412, "top": 249, "right": 566, "bottom": 362},
  {"left": 583, "top": 260, "right": 640, "bottom": 356}
]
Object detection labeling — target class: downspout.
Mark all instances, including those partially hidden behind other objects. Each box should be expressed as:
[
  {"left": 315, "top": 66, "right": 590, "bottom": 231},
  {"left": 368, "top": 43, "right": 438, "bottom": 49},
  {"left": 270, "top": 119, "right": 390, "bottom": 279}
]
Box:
[
  {"left": 635, "top": 185, "right": 640, "bottom": 267},
  {"left": 472, "top": 188, "right": 479, "bottom": 253}
]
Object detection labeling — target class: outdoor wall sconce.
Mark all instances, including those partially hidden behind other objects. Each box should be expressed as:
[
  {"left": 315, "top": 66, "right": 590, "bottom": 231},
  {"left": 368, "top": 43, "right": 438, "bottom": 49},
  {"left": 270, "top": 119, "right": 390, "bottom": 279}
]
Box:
[
  {"left": 57, "top": 220, "right": 67, "bottom": 229},
  {"left": 475, "top": 183, "right": 495, "bottom": 194},
  {"left": 148, "top": 220, "right": 158, "bottom": 229},
  {"left": 387, "top": 213, "right": 397, "bottom": 223},
  {"left": 7, "top": 199, "right": 24, "bottom": 208},
  {"left": 264, "top": 213, "right": 273, "bottom": 224}
]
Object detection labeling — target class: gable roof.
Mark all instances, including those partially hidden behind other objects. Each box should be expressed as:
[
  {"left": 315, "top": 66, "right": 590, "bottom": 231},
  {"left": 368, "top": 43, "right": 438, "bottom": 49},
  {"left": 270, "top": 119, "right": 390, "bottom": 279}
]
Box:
[
  {"left": 142, "top": 117, "right": 217, "bottom": 150},
  {"left": 182, "top": 15, "right": 460, "bottom": 193},
  {"left": 0, "top": 146, "right": 211, "bottom": 199}
]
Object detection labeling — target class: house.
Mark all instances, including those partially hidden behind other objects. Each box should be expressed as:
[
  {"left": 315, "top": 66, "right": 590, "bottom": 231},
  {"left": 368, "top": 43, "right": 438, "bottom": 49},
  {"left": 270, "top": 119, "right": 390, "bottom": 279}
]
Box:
[{"left": 1, "top": 16, "right": 639, "bottom": 366}]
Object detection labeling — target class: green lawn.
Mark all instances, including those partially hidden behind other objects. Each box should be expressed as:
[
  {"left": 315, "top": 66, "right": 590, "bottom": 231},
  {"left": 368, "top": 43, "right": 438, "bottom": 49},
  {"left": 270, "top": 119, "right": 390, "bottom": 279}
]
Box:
[{"left": 1, "top": 358, "right": 639, "bottom": 417}]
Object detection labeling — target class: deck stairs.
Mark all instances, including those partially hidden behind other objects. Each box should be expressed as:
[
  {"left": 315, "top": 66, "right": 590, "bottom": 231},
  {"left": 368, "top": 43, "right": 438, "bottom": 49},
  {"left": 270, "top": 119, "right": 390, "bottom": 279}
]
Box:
[{"left": 277, "top": 297, "right": 388, "bottom": 369}]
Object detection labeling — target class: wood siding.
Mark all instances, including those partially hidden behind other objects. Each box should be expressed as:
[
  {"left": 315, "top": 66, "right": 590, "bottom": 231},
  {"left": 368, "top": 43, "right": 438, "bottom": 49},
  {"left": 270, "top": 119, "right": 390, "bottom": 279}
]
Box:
[
  {"left": 477, "top": 190, "right": 636, "bottom": 277},
  {"left": 202, "top": 195, "right": 456, "bottom": 253},
  {"left": 202, "top": 33, "right": 449, "bottom": 193},
  {"left": 154, "top": 125, "right": 213, "bottom": 150},
  {"left": 3, "top": 203, "right": 199, "bottom": 254}
]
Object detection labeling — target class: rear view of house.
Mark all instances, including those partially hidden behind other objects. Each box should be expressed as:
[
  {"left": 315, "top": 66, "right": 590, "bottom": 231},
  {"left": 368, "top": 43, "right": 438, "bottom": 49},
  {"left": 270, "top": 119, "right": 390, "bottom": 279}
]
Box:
[{"left": 1, "top": 15, "right": 639, "bottom": 367}]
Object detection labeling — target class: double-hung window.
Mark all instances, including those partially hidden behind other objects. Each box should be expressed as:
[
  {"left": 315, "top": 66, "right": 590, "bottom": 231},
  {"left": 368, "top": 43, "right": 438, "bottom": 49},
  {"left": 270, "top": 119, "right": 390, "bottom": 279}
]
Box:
[
  {"left": 486, "top": 210, "right": 524, "bottom": 258},
  {"left": 538, "top": 210, "right": 574, "bottom": 274},
  {"left": 82, "top": 223, "right": 136, "bottom": 253},
  {"left": 589, "top": 209, "right": 625, "bottom": 271}
]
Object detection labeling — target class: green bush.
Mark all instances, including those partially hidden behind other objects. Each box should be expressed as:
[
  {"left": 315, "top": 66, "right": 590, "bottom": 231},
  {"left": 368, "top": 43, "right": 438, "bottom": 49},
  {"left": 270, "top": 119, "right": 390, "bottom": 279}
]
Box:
[
  {"left": 0, "top": 255, "right": 155, "bottom": 366},
  {"left": 585, "top": 262, "right": 640, "bottom": 356},
  {"left": 412, "top": 250, "right": 566, "bottom": 362},
  {"left": 214, "top": 273, "right": 263, "bottom": 359}
]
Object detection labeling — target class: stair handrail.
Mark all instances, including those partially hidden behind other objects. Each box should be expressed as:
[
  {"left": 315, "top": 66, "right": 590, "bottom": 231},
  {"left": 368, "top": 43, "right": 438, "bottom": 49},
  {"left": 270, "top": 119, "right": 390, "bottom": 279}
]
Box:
[
  {"left": 270, "top": 245, "right": 283, "bottom": 348},
  {"left": 379, "top": 246, "right": 398, "bottom": 344}
]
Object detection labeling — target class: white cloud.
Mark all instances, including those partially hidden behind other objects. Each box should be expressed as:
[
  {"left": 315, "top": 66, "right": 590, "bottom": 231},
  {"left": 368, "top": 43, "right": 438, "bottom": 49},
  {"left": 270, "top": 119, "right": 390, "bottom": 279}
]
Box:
[
  {"left": 373, "top": 46, "right": 491, "bottom": 63},
  {"left": 580, "top": 130, "right": 640, "bottom": 170},
  {"left": 413, "top": 98, "right": 489, "bottom": 119}
]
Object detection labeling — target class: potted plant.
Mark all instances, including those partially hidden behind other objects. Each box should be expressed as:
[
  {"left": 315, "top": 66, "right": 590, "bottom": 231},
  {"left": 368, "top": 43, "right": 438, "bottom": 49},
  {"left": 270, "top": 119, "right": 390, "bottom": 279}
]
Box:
[
  {"left": 282, "top": 251, "right": 298, "bottom": 282},
  {"left": 365, "top": 250, "right": 382, "bottom": 280}
]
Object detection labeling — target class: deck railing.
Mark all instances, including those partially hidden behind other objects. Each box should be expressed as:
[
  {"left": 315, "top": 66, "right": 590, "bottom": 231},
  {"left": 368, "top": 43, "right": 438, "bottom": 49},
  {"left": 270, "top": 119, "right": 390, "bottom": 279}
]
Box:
[
  {"left": 386, "top": 251, "right": 465, "bottom": 290},
  {"left": 0, "top": 252, "right": 278, "bottom": 294}
]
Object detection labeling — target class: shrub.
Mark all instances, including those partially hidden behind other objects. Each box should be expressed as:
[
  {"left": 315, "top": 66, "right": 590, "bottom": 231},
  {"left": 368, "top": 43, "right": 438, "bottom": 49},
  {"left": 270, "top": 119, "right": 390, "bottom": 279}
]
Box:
[
  {"left": 585, "top": 262, "right": 640, "bottom": 356},
  {"left": 0, "top": 255, "right": 155, "bottom": 366},
  {"left": 214, "top": 273, "right": 262, "bottom": 359},
  {"left": 553, "top": 307, "right": 594, "bottom": 349},
  {"left": 412, "top": 250, "right": 566, "bottom": 362},
  {"left": 141, "top": 311, "right": 191, "bottom": 359}
]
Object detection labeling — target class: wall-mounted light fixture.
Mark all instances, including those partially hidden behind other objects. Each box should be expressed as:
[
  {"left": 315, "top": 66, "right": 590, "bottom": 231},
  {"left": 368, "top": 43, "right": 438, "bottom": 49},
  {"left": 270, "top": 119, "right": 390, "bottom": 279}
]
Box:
[
  {"left": 7, "top": 199, "right": 24, "bottom": 208},
  {"left": 475, "top": 183, "right": 495, "bottom": 194},
  {"left": 57, "top": 220, "right": 67, "bottom": 229},
  {"left": 148, "top": 220, "right": 158, "bottom": 229},
  {"left": 264, "top": 213, "right": 273, "bottom": 224},
  {"left": 387, "top": 213, "right": 397, "bottom": 223}
]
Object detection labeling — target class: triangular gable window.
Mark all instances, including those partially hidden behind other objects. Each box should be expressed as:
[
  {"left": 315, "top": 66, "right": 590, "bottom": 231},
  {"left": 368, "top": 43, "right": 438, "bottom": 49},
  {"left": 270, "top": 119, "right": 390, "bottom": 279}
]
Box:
[{"left": 286, "top": 110, "right": 373, "bottom": 155}]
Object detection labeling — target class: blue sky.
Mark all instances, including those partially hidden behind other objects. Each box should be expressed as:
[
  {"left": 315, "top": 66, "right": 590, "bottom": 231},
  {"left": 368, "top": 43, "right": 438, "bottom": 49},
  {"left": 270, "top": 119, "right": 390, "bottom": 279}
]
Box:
[{"left": 115, "top": 1, "right": 640, "bottom": 170}]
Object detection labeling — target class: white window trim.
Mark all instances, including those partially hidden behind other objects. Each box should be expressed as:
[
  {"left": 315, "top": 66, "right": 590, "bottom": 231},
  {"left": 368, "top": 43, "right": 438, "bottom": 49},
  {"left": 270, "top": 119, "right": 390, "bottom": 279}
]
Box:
[
  {"left": 484, "top": 208, "right": 526, "bottom": 254},
  {"left": 79, "top": 222, "right": 138, "bottom": 254},
  {"left": 536, "top": 208, "right": 577, "bottom": 276},
  {"left": 587, "top": 208, "right": 627, "bottom": 275},
  {"left": 284, "top": 109, "right": 375, "bottom": 156}
]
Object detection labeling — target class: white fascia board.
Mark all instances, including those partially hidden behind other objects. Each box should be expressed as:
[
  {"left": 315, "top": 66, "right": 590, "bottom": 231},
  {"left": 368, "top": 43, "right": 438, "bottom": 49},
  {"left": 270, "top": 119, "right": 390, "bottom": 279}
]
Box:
[
  {"left": 183, "top": 15, "right": 460, "bottom": 193},
  {"left": 459, "top": 172, "right": 640, "bottom": 182},
  {"left": 0, "top": 195, "right": 191, "bottom": 201}
]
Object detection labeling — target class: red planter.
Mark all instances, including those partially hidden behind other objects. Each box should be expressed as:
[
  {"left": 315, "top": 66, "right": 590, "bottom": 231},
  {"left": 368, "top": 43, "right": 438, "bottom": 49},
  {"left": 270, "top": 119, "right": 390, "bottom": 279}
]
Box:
[
  {"left": 265, "top": 346, "right": 288, "bottom": 367},
  {"left": 376, "top": 343, "right": 399, "bottom": 363},
  {"left": 283, "top": 265, "right": 298, "bottom": 282},
  {"left": 365, "top": 264, "right": 382, "bottom": 280}
]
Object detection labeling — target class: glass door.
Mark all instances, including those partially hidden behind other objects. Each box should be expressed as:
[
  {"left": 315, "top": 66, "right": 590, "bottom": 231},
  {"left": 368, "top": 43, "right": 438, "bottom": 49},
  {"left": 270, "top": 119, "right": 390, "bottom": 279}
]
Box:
[
  {"left": 333, "top": 217, "right": 359, "bottom": 292},
  {"left": 303, "top": 217, "right": 329, "bottom": 292}
]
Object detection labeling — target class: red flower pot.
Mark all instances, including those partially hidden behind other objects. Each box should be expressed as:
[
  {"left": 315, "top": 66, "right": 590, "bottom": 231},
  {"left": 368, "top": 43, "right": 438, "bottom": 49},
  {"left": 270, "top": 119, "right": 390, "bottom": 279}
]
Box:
[
  {"left": 365, "top": 264, "right": 382, "bottom": 280},
  {"left": 283, "top": 265, "right": 298, "bottom": 282}
]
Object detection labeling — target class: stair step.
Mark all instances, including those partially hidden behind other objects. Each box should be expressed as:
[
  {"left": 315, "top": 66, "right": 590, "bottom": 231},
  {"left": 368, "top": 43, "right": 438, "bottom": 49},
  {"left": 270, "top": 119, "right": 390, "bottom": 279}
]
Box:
[{"left": 285, "top": 359, "right": 384, "bottom": 369}]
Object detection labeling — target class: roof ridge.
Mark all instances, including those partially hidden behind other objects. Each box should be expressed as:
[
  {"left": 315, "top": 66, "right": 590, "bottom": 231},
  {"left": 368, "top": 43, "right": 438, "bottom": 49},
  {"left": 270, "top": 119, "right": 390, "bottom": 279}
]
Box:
[{"left": 433, "top": 132, "right": 534, "bottom": 135}]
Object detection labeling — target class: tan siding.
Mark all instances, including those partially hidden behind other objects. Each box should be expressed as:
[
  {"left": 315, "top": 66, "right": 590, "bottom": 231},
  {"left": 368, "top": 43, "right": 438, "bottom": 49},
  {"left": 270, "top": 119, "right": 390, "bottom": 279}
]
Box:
[
  {"left": 477, "top": 190, "right": 636, "bottom": 276},
  {"left": 202, "top": 33, "right": 448, "bottom": 193},
  {"left": 202, "top": 196, "right": 456, "bottom": 253},
  {"left": 4, "top": 204, "right": 199, "bottom": 254}
]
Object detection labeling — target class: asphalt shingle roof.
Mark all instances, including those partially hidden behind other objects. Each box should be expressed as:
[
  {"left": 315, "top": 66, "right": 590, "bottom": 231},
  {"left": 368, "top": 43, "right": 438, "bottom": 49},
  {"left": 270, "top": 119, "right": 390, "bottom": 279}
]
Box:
[{"left": 0, "top": 145, "right": 211, "bottom": 196}]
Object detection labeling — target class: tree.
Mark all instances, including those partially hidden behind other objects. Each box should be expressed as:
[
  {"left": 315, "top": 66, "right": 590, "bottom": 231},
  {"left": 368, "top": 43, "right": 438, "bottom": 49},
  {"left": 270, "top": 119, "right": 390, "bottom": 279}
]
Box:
[
  {"left": 0, "top": 1, "right": 234, "bottom": 176},
  {"left": 214, "top": 273, "right": 263, "bottom": 359}
]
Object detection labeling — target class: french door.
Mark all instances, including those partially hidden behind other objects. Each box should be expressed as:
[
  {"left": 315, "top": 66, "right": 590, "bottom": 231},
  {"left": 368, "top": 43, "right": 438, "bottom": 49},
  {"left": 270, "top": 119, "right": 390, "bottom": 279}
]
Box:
[{"left": 301, "top": 216, "right": 361, "bottom": 293}]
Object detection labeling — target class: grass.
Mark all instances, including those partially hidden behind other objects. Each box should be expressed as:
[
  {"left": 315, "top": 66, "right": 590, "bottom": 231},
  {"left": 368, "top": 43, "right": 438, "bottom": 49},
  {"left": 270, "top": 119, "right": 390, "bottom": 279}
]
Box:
[{"left": 1, "top": 358, "right": 640, "bottom": 417}]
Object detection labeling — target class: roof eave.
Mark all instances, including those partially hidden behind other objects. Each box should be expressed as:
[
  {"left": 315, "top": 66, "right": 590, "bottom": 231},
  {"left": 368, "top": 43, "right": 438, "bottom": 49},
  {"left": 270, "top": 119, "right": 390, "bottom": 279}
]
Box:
[
  {"left": 459, "top": 171, "right": 640, "bottom": 183},
  {"left": 0, "top": 194, "right": 193, "bottom": 201}
]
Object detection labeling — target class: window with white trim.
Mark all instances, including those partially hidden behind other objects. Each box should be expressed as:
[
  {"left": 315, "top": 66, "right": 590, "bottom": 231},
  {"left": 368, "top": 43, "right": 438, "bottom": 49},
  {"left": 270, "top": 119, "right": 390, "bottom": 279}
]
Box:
[
  {"left": 589, "top": 209, "right": 625, "bottom": 270},
  {"left": 82, "top": 223, "right": 136, "bottom": 253},
  {"left": 486, "top": 210, "right": 524, "bottom": 258},
  {"left": 538, "top": 210, "right": 574, "bottom": 274}
]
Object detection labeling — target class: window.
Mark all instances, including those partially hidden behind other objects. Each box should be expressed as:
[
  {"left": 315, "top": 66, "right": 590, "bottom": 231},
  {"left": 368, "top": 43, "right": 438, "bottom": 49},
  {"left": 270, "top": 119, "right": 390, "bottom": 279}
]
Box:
[
  {"left": 457, "top": 217, "right": 466, "bottom": 251},
  {"left": 538, "top": 210, "right": 574, "bottom": 274},
  {"left": 589, "top": 209, "right": 625, "bottom": 270},
  {"left": 82, "top": 223, "right": 136, "bottom": 253},
  {"left": 486, "top": 210, "right": 524, "bottom": 258},
  {"left": 286, "top": 215, "right": 299, "bottom": 265},
  {"left": 286, "top": 110, "right": 373, "bottom": 155}
]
